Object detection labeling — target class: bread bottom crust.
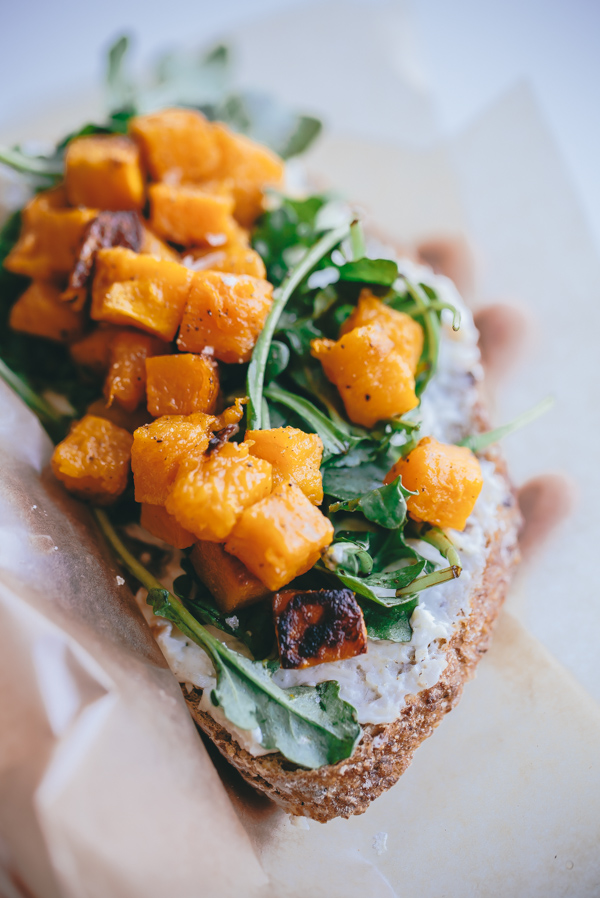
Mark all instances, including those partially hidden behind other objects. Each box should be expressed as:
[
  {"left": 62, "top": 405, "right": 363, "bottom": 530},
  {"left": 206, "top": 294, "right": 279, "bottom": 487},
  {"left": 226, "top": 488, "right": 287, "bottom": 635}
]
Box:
[{"left": 183, "top": 466, "right": 520, "bottom": 822}]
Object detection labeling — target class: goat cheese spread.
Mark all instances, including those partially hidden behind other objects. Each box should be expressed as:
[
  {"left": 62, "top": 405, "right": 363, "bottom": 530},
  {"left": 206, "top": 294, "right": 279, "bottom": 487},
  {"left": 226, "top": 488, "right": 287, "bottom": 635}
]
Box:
[{"left": 152, "top": 262, "right": 511, "bottom": 752}]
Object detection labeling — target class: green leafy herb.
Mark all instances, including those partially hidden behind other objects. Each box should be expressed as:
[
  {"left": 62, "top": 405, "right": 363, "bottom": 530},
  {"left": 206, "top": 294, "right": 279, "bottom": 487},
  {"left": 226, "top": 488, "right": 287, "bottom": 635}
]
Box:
[
  {"left": 458, "top": 395, "right": 554, "bottom": 454},
  {"left": 264, "top": 382, "right": 361, "bottom": 458},
  {"left": 246, "top": 222, "right": 350, "bottom": 430},
  {"left": 337, "top": 258, "right": 399, "bottom": 286},
  {"left": 360, "top": 597, "right": 418, "bottom": 642},
  {"left": 330, "top": 477, "right": 415, "bottom": 529}
]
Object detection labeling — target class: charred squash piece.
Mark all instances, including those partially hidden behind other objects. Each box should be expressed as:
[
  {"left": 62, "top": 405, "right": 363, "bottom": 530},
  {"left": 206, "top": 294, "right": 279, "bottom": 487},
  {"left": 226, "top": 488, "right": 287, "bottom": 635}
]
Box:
[
  {"left": 64, "top": 135, "right": 145, "bottom": 211},
  {"left": 128, "top": 108, "right": 220, "bottom": 182},
  {"left": 4, "top": 187, "right": 96, "bottom": 280},
  {"left": 104, "top": 330, "right": 166, "bottom": 412},
  {"left": 340, "top": 289, "right": 424, "bottom": 372},
  {"left": 273, "top": 588, "right": 367, "bottom": 670},
  {"left": 225, "top": 483, "right": 334, "bottom": 591},
  {"left": 140, "top": 503, "right": 195, "bottom": 549},
  {"left": 165, "top": 442, "right": 272, "bottom": 542},
  {"left": 148, "top": 182, "right": 237, "bottom": 248},
  {"left": 245, "top": 426, "right": 324, "bottom": 505},
  {"left": 131, "top": 412, "right": 216, "bottom": 506},
  {"left": 385, "top": 436, "right": 483, "bottom": 531},
  {"left": 10, "top": 281, "right": 85, "bottom": 343},
  {"left": 51, "top": 414, "right": 133, "bottom": 504},
  {"left": 190, "top": 541, "right": 271, "bottom": 613},
  {"left": 211, "top": 124, "right": 284, "bottom": 226},
  {"left": 91, "top": 247, "right": 194, "bottom": 340},
  {"left": 177, "top": 271, "right": 273, "bottom": 363},
  {"left": 311, "top": 324, "right": 418, "bottom": 428},
  {"left": 146, "top": 353, "right": 219, "bottom": 417}
]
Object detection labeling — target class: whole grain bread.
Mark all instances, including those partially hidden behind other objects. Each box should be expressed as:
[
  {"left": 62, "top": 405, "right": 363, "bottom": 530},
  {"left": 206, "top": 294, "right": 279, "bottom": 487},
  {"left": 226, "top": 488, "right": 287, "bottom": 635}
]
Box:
[{"left": 183, "top": 452, "right": 521, "bottom": 822}]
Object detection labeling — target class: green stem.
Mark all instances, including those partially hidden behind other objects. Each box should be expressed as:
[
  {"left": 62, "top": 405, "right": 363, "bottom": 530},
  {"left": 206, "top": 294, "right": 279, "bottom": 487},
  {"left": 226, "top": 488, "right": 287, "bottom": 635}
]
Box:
[
  {"left": 404, "top": 278, "right": 440, "bottom": 392},
  {"left": 459, "top": 395, "right": 554, "bottom": 454},
  {"left": 408, "top": 521, "right": 461, "bottom": 569},
  {"left": 0, "top": 146, "right": 63, "bottom": 178},
  {"left": 396, "top": 298, "right": 461, "bottom": 330},
  {"left": 395, "top": 564, "right": 461, "bottom": 597},
  {"left": 349, "top": 219, "right": 366, "bottom": 260},
  {"left": 246, "top": 222, "right": 350, "bottom": 430},
  {"left": 0, "top": 358, "right": 65, "bottom": 426}
]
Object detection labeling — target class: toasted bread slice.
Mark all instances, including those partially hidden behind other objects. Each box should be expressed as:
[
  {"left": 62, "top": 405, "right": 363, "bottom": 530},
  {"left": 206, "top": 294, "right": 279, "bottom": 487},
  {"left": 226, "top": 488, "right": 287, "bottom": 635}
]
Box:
[{"left": 182, "top": 446, "right": 520, "bottom": 822}]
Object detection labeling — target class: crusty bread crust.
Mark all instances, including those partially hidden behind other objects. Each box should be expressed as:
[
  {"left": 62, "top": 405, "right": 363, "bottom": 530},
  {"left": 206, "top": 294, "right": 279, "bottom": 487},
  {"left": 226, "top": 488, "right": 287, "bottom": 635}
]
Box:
[{"left": 183, "top": 452, "right": 521, "bottom": 822}]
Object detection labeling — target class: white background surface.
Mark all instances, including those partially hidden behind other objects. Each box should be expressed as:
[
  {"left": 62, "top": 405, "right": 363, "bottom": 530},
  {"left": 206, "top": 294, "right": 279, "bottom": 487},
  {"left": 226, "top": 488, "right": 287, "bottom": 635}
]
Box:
[{"left": 1, "top": 0, "right": 599, "bottom": 250}]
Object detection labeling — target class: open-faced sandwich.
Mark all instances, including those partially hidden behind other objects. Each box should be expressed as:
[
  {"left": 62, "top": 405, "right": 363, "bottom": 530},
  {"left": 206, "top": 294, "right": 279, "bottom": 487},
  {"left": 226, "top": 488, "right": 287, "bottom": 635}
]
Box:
[{"left": 0, "top": 58, "right": 527, "bottom": 821}]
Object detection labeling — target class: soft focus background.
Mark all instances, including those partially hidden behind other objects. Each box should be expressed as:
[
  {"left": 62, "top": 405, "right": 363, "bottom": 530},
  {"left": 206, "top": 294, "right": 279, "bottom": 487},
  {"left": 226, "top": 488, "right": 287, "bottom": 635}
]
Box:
[{"left": 1, "top": 0, "right": 599, "bottom": 250}]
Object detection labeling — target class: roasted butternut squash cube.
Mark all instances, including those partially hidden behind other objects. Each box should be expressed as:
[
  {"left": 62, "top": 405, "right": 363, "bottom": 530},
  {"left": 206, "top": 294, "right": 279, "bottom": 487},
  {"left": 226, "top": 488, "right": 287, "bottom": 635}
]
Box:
[
  {"left": 166, "top": 441, "right": 272, "bottom": 542},
  {"left": 190, "top": 541, "right": 271, "bottom": 612},
  {"left": 273, "top": 588, "right": 367, "bottom": 669},
  {"left": 128, "top": 108, "right": 220, "bottom": 182},
  {"left": 146, "top": 353, "right": 219, "bottom": 416},
  {"left": 4, "top": 187, "right": 96, "bottom": 280},
  {"left": 131, "top": 412, "right": 215, "bottom": 505},
  {"left": 140, "top": 503, "right": 195, "bottom": 549},
  {"left": 177, "top": 271, "right": 273, "bottom": 363},
  {"left": 385, "top": 436, "right": 483, "bottom": 531},
  {"left": 10, "top": 281, "right": 85, "bottom": 343},
  {"left": 340, "top": 289, "right": 424, "bottom": 372},
  {"left": 51, "top": 414, "right": 133, "bottom": 504},
  {"left": 141, "top": 226, "right": 180, "bottom": 262},
  {"left": 311, "top": 325, "right": 418, "bottom": 428},
  {"left": 91, "top": 247, "right": 194, "bottom": 340},
  {"left": 245, "top": 427, "right": 324, "bottom": 505},
  {"left": 69, "top": 325, "right": 119, "bottom": 374},
  {"left": 104, "top": 330, "right": 166, "bottom": 412},
  {"left": 86, "top": 398, "right": 152, "bottom": 433},
  {"left": 65, "top": 135, "right": 145, "bottom": 211},
  {"left": 183, "top": 243, "right": 266, "bottom": 279},
  {"left": 225, "top": 483, "right": 334, "bottom": 591},
  {"left": 212, "top": 124, "right": 284, "bottom": 226},
  {"left": 148, "top": 182, "right": 237, "bottom": 248}
]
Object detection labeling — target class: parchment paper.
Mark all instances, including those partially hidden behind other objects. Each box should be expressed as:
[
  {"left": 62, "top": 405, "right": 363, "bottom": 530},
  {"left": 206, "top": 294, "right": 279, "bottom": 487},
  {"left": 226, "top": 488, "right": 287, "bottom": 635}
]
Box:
[{"left": 1, "top": 2, "right": 599, "bottom": 896}]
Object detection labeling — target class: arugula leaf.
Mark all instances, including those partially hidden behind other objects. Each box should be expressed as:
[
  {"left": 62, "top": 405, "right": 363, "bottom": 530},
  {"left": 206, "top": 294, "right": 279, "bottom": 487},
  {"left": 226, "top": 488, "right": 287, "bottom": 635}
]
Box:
[
  {"left": 337, "top": 258, "right": 399, "bottom": 286},
  {"left": 330, "top": 478, "right": 415, "bottom": 529},
  {"left": 106, "top": 35, "right": 135, "bottom": 112},
  {"left": 360, "top": 597, "right": 418, "bottom": 642},
  {"left": 264, "top": 340, "right": 290, "bottom": 384},
  {"left": 264, "top": 382, "right": 361, "bottom": 458},
  {"left": 148, "top": 587, "right": 360, "bottom": 768},
  {"left": 246, "top": 222, "right": 350, "bottom": 431},
  {"left": 322, "top": 463, "right": 384, "bottom": 500},
  {"left": 458, "top": 396, "right": 554, "bottom": 454}
]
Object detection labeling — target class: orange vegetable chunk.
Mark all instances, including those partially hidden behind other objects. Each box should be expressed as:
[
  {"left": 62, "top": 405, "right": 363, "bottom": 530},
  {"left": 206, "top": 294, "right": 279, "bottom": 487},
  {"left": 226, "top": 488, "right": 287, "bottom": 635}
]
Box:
[
  {"left": 146, "top": 353, "right": 219, "bottom": 416},
  {"left": 140, "top": 226, "right": 180, "bottom": 262},
  {"left": 385, "top": 436, "right": 483, "bottom": 531},
  {"left": 225, "top": 483, "right": 334, "bottom": 591},
  {"left": 245, "top": 427, "right": 324, "bottom": 505},
  {"left": 140, "top": 503, "right": 194, "bottom": 549},
  {"left": 10, "top": 281, "right": 84, "bottom": 343},
  {"left": 69, "top": 325, "right": 119, "bottom": 373},
  {"left": 51, "top": 414, "right": 133, "bottom": 504},
  {"left": 131, "top": 412, "right": 215, "bottom": 505},
  {"left": 148, "top": 182, "right": 237, "bottom": 247},
  {"left": 104, "top": 330, "right": 166, "bottom": 412},
  {"left": 190, "top": 541, "right": 271, "bottom": 613},
  {"left": 91, "top": 247, "right": 193, "bottom": 340},
  {"left": 64, "top": 135, "right": 145, "bottom": 211},
  {"left": 128, "top": 108, "right": 220, "bottom": 182},
  {"left": 4, "top": 187, "right": 96, "bottom": 280},
  {"left": 340, "top": 289, "right": 424, "bottom": 372},
  {"left": 166, "top": 441, "right": 272, "bottom": 542},
  {"left": 177, "top": 271, "right": 273, "bottom": 363},
  {"left": 311, "top": 324, "right": 418, "bottom": 428},
  {"left": 212, "top": 124, "right": 284, "bottom": 226},
  {"left": 86, "top": 399, "right": 151, "bottom": 433},
  {"left": 183, "top": 243, "right": 266, "bottom": 279},
  {"left": 273, "top": 588, "right": 367, "bottom": 669}
]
